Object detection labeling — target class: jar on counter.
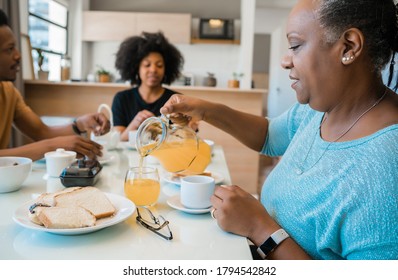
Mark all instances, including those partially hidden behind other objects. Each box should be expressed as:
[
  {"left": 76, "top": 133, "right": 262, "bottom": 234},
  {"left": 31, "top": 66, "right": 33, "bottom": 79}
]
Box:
[
  {"left": 60, "top": 55, "right": 71, "bottom": 81},
  {"left": 202, "top": 72, "right": 217, "bottom": 87}
]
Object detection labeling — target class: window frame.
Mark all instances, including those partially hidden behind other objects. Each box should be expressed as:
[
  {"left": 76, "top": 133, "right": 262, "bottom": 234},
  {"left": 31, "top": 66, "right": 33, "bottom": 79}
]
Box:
[{"left": 28, "top": 0, "right": 69, "bottom": 79}]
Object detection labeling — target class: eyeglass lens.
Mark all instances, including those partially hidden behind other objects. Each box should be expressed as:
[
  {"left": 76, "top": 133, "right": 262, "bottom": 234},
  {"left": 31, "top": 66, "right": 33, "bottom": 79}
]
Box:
[{"left": 136, "top": 208, "right": 173, "bottom": 240}]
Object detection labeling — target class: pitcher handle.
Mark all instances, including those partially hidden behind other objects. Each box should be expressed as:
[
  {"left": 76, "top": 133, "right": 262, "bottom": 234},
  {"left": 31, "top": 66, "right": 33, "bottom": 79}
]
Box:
[{"left": 97, "top": 103, "right": 113, "bottom": 129}]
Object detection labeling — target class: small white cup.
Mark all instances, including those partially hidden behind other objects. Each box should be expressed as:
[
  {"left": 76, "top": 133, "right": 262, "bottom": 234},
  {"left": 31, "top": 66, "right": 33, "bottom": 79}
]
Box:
[
  {"left": 44, "top": 148, "right": 76, "bottom": 177},
  {"left": 91, "top": 130, "right": 120, "bottom": 150},
  {"left": 180, "top": 175, "right": 215, "bottom": 209},
  {"left": 128, "top": 130, "right": 138, "bottom": 149},
  {"left": 204, "top": 139, "right": 215, "bottom": 154}
]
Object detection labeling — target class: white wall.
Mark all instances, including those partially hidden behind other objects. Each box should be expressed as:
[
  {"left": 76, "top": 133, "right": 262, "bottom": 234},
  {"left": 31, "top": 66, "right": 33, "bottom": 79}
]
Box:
[
  {"left": 18, "top": 0, "right": 28, "bottom": 33},
  {"left": 255, "top": 7, "right": 296, "bottom": 117},
  {"left": 267, "top": 24, "right": 297, "bottom": 118},
  {"left": 69, "top": 0, "right": 89, "bottom": 80},
  {"left": 177, "top": 44, "right": 240, "bottom": 87},
  {"left": 82, "top": 41, "right": 240, "bottom": 87},
  {"left": 238, "top": 0, "right": 255, "bottom": 89}
]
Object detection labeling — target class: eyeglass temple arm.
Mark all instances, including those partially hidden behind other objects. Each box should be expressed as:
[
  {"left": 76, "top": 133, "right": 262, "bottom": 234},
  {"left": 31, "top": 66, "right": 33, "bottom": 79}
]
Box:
[{"left": 136, "top": 214, "right": 173, "bottom": 240}]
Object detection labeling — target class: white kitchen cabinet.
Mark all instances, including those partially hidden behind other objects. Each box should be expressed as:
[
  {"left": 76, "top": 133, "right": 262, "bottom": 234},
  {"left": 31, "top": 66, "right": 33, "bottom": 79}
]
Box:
[{"left": 82, "top": 11, "right": 191, "bottom": 44}]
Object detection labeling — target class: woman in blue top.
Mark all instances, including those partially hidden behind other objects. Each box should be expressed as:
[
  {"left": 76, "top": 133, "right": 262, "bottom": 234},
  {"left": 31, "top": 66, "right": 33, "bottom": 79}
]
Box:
[
  {"left": 112, "top": 32, "right": 184, "bottom": 141},
  {"left": 160, "top": 0, "right": 398, "bottom": 259}
]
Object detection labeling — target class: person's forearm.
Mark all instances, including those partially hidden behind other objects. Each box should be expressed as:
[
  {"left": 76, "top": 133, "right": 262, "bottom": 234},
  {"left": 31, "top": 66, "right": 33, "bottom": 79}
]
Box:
[
  {"left": 203, "top": 102, "right": 269, "bottom": 152},
  {"left": 266, "top": 238, "right": 312, "bottom": 260},
  {"left": 28, "top": 121, "right": 77, "bottom": 141},
  {"left": 249, "top": 220, "right": 312, "bottom": 260},
  {"left": 0, "top": 139, "right": 56, "bottom": 161}
]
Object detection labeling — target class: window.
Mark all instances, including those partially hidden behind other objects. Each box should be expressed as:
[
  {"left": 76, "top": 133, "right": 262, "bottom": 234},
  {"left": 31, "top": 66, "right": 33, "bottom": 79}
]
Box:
[{"left": 28, "top": 0, "right": 68, "bottom": 81}]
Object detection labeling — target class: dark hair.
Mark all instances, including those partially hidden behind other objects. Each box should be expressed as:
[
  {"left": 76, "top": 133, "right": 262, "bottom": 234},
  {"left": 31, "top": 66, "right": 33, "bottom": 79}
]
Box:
[
  {"left": 115, "top": 31, "right": 184, "bottom": 85},
  {"left": 317, "top": 0, "right": 398, "bottom": 91},
  {"left": 0, "top": 9, "right": 9, "bottom": 26}
]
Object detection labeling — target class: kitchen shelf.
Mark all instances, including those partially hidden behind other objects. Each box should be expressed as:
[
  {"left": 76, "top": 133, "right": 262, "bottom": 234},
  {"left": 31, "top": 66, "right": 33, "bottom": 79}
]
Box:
[{"left": 190, "top": 38, "right": 240, "bottom": 45}]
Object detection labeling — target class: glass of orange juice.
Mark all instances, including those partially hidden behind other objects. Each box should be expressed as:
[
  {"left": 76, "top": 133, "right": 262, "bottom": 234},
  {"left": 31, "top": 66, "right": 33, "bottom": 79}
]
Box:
[{"left": 124, "top": 167, "right": 160, "bottom": 207}]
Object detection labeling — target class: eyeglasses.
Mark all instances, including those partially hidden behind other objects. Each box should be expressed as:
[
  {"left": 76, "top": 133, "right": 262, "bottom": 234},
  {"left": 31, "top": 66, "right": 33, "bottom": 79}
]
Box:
[{"left": 136, "top": 207, "right": 173, "bottom": 240}]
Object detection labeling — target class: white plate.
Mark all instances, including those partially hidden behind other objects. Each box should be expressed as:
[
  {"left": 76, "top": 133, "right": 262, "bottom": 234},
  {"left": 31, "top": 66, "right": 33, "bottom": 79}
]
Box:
[
  {"left": 162, "top": 171, "right": 224, "bottom": 186},
  {"left": 119, "top": 141, "right": 136, "bottom": 150},
  {"left": 98, "top": 155, "right": 115, "bottom": 165},
  {"left": 167, "top": 195, "right": 211, "bottom": 214},
  {"left": 35, "top": 158, "right": 46, "bottom": 164},
  {"left": 13, "top": 193, "right": 136, "bottom": 235}
]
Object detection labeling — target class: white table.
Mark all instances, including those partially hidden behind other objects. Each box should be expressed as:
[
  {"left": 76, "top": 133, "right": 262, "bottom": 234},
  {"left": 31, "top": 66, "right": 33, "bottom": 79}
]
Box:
[{"left": 0, "top": 145, "right": 252, "bottom": 260}]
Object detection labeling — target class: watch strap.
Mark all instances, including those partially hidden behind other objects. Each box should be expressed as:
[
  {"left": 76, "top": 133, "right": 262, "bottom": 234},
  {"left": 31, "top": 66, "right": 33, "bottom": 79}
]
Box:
[
  {"left": 256, "top": 228, "right": 289, "bottom": 259},
  {"left": 72, "top": 119, "right": 86, "bottom": 135}
]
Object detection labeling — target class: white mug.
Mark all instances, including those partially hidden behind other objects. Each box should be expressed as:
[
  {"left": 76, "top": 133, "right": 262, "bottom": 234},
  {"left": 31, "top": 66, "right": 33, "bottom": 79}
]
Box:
[
  {"left": 180, "top": 175, "right": 215, "bottom": 209},
  {"left": 204, "top": 139, "right": 215, "bottom": 154},
  {"left": 44, "top": 148, "right": 76, "bottom": 177},
  {"left": 128, "top": 130, "right": 138, "bottom": 149},
  {"left": 91, "top": 103, "right": 120, "bottom": 150}
]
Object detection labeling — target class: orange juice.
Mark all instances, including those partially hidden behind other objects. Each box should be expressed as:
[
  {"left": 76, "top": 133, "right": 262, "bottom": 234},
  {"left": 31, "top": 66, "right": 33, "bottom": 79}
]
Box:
[
  {"left": 124, "top": 178, "right": 160, "bottom": 206},
  {"left": 139, "top": 138, "right": 211, "bottom": 175}
]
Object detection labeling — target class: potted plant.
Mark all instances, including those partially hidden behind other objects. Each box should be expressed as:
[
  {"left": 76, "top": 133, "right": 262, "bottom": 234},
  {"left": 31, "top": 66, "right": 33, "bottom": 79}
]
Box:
[
  {"left": 36, "top": 49, "right": 49, "bottom": 80},
  {"left": 228, "top": 72, "right": 244, "bottom": 88},
  {"left": 96, "top": 65, "right": 111, "bottom": 83}
]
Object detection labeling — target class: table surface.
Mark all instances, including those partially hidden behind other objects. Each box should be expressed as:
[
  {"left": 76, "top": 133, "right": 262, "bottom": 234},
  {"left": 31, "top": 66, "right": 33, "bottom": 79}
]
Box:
[{"left": 0, "top": 144, "right": 252, "bottom": 260}]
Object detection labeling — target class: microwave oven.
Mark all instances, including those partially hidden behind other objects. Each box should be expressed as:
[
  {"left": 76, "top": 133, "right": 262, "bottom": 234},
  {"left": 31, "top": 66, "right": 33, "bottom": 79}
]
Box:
[{"left": 199, "top": 18, "right": 234, "bottom": 40}]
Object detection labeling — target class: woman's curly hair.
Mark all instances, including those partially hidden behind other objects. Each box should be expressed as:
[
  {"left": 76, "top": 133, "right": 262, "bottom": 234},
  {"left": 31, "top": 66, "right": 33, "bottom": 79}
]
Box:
[{"left": 115, "top": 31, "right": 184, "bottom": 85}]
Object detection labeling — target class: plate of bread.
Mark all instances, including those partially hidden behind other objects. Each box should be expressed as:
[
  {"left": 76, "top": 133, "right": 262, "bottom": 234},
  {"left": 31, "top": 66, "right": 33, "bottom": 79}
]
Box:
[
  {"left": 13, "top": 187, "right": 136, "bottom": 235},
  {"left": 162, "top": 171, "right": 224, "bottom": 186}
]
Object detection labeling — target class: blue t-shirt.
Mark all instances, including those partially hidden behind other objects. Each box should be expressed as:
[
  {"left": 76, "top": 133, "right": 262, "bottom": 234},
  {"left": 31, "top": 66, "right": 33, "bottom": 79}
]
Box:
[
  {"left": 261, "top": 103, "right": 398, "bottom": 260},
  {"left": 112, "top": 87, "right": 176, "bottom": 127}
]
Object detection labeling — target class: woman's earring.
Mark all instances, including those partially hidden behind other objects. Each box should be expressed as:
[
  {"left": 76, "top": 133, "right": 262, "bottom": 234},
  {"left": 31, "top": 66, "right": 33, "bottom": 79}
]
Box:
[{"left": 342, "top": 55, "right": 355, "bottom": 63}]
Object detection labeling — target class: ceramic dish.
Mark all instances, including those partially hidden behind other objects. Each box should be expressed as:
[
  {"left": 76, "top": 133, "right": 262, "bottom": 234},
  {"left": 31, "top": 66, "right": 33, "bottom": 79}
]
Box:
[
  {"left": 162, "top": 171, "right": 224, "bottom": 186},
  {"left": 13, "top": 193, "right": 136, "bottom": 235},
  {"left": 98, "top": 155, "right": 115, "bottom": 165},
  {"left": 119, "top": 141, "right": 136, "bottom": 150},
  {"left": 167, "top": 195, "right": 212, "bottom": 214}
]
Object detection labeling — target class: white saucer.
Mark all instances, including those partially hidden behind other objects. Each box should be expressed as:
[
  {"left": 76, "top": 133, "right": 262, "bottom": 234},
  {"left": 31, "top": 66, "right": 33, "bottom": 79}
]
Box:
[
  {"left": 98, "top": 155, "right": 115, "bottom": 165},
  {"left": 119, "top": 141, "right": 136, "bottom": 150},
  {"left": 166, "top": 195, "right": 211, "bottom": 214}
]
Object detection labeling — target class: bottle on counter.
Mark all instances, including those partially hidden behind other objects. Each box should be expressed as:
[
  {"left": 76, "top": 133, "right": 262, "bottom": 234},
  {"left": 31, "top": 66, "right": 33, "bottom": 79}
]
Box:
[{"left": 60, "top": 55, "right": 71, "bottom": 81}]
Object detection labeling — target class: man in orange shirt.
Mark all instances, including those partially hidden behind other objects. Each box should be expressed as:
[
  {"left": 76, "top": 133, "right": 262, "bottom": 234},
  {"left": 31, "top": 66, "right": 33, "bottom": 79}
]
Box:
[{"left": 0, "top": 9, "right": 109, "bottom": 160}]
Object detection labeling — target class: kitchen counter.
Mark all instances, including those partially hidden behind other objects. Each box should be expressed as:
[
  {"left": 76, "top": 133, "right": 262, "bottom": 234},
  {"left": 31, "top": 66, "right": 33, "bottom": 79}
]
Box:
[
  {"left": 23, "top": 80, "right": 267, "bottom": 194},
  {"left": 24, "top": 80, "right": 266, "bottom": 93}
]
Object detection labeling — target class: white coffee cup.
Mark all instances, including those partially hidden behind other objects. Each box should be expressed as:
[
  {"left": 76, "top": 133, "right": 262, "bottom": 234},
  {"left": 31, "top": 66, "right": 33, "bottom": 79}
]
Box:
[
  {"left": 128, "top": 130, "right": 138, "bottom": 149},
  {"left": 44, "top": 148, "right": 76, "bottom": 177},
  {"left": 204, "top": 139, "right": 215, "bottom": 154},
  {"left": 91, "top": 130, "right": 120, "bottom": 150},
  {"left": 180, "top": 175, "right": 215, "bottom": 209}
]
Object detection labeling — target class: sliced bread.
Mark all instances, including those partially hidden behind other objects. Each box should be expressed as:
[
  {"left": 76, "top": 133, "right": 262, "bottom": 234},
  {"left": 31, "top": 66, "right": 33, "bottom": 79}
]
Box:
[
  {"left": 34, "top": 187, "right": 82, "bottom": 206},
  {"left": 38, "top": 206, "right": 96, "bottom": 229},
  {"left": 54, "top": 186, "right": 116, "bottom": 218},
  {"left": 28, "top": 187, "right": 83, "bottom": 225}
]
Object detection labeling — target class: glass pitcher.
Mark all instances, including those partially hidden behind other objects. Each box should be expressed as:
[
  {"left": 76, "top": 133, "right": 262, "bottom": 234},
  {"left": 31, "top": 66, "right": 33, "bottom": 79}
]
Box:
[{"left": 136, "top": 115, "right": 211, "bottom": 175}]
